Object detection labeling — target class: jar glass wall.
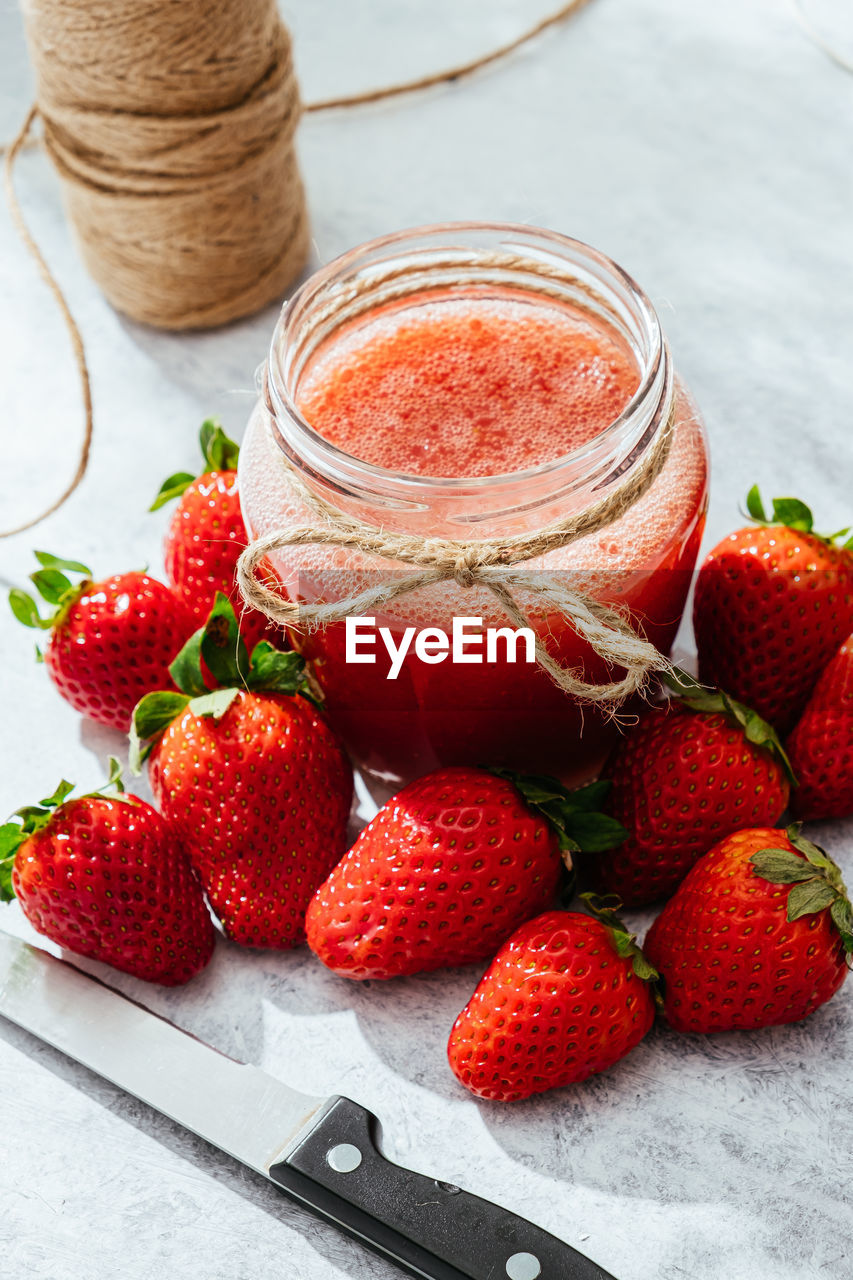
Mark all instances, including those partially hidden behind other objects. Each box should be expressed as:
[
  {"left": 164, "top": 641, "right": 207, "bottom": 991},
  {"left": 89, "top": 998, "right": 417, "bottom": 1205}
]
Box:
[{"left": 240, "top": 224, "right": 709, "bottom": 786}]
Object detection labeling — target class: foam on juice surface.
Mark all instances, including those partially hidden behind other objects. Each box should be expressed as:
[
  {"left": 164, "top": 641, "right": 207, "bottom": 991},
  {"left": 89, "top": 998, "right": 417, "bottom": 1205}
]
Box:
[
  {"left": 295, "top": 293, "right": 641, "bottom": 478},
  {"left": 242, "top": 289, "right": 708, "bottom": 629}
]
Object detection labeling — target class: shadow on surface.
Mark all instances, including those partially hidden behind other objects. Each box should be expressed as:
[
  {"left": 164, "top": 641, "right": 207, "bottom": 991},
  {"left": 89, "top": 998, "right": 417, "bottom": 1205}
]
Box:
[{"left": 0, "top": 1015, "right": 402, "bottom": 1280}]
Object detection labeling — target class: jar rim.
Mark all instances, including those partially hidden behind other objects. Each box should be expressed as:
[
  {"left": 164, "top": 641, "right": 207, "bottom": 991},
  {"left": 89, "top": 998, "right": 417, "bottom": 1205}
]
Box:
[{"left": 266, "top": 221, "right": 669, "bottom": 505}]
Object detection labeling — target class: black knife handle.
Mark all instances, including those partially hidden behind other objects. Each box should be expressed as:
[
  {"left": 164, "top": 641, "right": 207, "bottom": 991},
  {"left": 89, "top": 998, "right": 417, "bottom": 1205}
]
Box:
[{"left": 269, "top": 1097, "right": 616, "bottom": 1280}]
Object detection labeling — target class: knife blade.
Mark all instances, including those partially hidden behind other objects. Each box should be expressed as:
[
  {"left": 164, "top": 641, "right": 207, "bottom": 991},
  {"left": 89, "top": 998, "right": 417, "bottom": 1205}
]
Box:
[{"left": 0, "top": 932, "right": 617, "bottom": 1280}]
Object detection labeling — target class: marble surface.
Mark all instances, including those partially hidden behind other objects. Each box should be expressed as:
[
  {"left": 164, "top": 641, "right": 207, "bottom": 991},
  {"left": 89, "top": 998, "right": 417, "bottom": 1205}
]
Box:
[{"left": 2, "top": 1, "right": 853, "bottom": 1277}]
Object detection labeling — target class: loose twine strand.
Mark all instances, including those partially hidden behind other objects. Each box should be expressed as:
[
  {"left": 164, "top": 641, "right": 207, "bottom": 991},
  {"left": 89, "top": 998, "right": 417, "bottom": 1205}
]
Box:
[
  {"left": 303, "top": 0, "right": 593, "bottom": 112},
  {"left": 791, "top": 0, "right": 853, "bottom": 74},
  {"left": 1, "top": 0, "right": 590, "bottom": 540},
  {"left": 236, "top": 353, "right": 677, "bottom": 707},
  {"left": 3, "top": 105, "right": 93, "bottom": 537}
]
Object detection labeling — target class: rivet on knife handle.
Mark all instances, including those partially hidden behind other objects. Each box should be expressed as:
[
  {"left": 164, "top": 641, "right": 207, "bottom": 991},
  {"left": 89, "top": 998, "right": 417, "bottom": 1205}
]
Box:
[{"left": 269, "top": 1097, "right": 617, "bottom": 1280}]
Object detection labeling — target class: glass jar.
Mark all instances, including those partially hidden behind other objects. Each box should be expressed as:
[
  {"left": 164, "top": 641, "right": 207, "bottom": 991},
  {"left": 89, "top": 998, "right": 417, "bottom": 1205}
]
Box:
[{"left": 240, "top": 223, "right": 709, "bottom": 787}]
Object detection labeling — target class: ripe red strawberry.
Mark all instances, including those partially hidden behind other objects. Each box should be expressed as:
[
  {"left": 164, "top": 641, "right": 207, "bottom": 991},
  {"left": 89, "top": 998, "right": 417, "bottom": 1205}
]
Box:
[
  {"left": 447, "top": 901, "right": 657, "bottom": 1101},
  {"left": 151, "top": 418, "right": 276, "bottom": 652},
  {"left": 644, "top": 826, "right": 852, "bottom": 1033},
  {"left": 589, "top": 671, "right": 793, "bottom": 906},
  {"left": 133, "top": 596, "right": 352, "bottom": 950},
  {"left": 0, "top": 761, "right": 215, "bottom": 985},
  {"left": 305, "top": 768, "right": 627, "bottom": 980},
  {"left": 693, "top": 488, "right": 853, "bottom": 731},
  {"left": 787, "top": 635, "right": 853, "bottom": 820},
  {"left": 9, "top": 552, "right": 195, "bottom": 732}
]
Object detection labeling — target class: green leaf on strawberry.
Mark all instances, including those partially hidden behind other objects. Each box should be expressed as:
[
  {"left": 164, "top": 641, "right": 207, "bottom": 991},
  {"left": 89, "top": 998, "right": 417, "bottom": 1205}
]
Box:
[
  {"left": 745, "top": 486, "right": 814, "bottom": 532},
  {"left": 489, "top": 769, "right": 629, "bottom": 857},
  {"left": 39, "top": 778, "right": 78, "bottom": 808},
  {"left": 150, "top": 471, "right": 196, "bottom": 511},
  {"left": 745, "top": 485, "right": 768, "bottom": 524},
  {"left": 133, "top": 690, "right": 195, "bottom": 739},
  {"left": 199, "top": 419, "right": 240, "bottom": 473},
  {"left": 831, "top": 897, "right": 853, "bottom": 955},
  {"left": 0, "top": 828, "right": 18, "bottom": 901},
  {"left": 129, "top": 691, "right": 193, "bottom": 772},
  {"left": 745, "top": 485, "right": 851, "bottom": 547},
  {"left": 190, "top": 689, "right": 240, "bottom": 719},
  {"left": 9, "top": 589, "right": 50, "bottom": 630},
  {"left": 245, "top": 642, "right": 308, "bottom": 695},
  {"left": 199, "top": 591, "right": 250, "bottom": 687},
  {"left": 8, "top": 551, "right": 93, "bottom": 632},
  {"left": 33, "top": 551, "right": 92, "bottom": 575},
  {"left": 168, "top": 630, "right": 208, "bottom": 698},
  {"left": 30, "top": 568, "right": 74, "bottom": 605},
  {"left": 580, "top": 892, "right": 659, "bottom": 984},
  {"left": 562, "top": 810, "right": 630, "bottom": 852},
  {"left": 149, "top": 418, "right": 240, "bottom": 511},
  {"left": 556, "top": 777, "right": 611, "bottom": 811},
  {"left": 787, "top": 879, "right": 837, "bottom": 919},
  {"left": 663, "top": 667, "right": 797, "bottom": 786},
  {"left": 746, "top": 848, "right": 815, "bottom": 884},
  {"left": 751, "top": 824, "right": 853, "bottom": 956},
  {"left": 130, "top": 596, "right": 315, "bottom": 772}
]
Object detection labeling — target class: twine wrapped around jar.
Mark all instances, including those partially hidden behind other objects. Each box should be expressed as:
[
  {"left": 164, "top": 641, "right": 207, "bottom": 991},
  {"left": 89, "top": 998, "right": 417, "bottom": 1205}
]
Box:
[{"left": 237, "top": 371, "right": 677, "bottom": 709}]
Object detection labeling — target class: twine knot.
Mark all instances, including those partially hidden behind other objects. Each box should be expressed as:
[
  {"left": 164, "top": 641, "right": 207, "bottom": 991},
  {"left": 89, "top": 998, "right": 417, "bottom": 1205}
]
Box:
[
  {"left": 451, "top": 547, "right": 483, "bottom": 588},
  {"left": 236, "top": 364, "right": 680, "bottom": 709}
]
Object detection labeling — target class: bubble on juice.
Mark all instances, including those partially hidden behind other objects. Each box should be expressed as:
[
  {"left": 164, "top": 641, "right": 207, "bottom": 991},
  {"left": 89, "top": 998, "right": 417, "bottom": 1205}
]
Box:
[{"left": 294, "top": 295, "right": 643, "bottom": 478}]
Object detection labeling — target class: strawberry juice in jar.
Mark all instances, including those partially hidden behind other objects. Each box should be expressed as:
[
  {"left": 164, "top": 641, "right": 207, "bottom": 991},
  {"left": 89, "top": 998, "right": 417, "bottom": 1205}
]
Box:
[{"left": 240, "top": 224, "right": 708, "bottom": 786}]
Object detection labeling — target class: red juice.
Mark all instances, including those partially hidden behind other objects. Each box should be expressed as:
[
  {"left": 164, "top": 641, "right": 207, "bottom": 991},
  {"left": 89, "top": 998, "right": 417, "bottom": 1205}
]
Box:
[
  {"left": 242, "top": 286, "right": 708, "bottom": 785},
  {"left": 295, "top": 293, "right": 641, "bottom": 476}
]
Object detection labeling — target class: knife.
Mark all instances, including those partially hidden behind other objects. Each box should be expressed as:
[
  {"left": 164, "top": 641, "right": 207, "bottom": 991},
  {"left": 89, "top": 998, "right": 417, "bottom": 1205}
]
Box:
[{"left": 0, "top": 932, "right": 617, "bottom": 1280}]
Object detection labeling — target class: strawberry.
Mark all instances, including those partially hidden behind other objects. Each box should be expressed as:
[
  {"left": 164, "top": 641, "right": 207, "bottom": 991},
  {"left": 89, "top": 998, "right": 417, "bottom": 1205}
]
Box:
[
  {"left": 151, "top": 418, "right": 276, "bottom": 652},
  {"left": 305, "top": 768, "right": 627, "bottom": 980},
  {"left": 693, "top": 487, "right": 853, "bottom": 731},
  {"left": 787, "top": 635, "right": 853, "bottom": 820},
  {"left": 644, "top": 826, "right": 852, "bottom": 1033},
  {"left": 9, "top": 552, "right": 195, "bottom": 732},
  {"left": 589, "top": 671, "right": 794, "bottom": 907},
  {"left": 0, "top": 760, "right": 214, "bottom": 985},
  {"left": 447, "top": 899, "right": 658, "bottom": 1101},
  {"left": 132, "top": 596, "right": 352, "bottom": 950}
]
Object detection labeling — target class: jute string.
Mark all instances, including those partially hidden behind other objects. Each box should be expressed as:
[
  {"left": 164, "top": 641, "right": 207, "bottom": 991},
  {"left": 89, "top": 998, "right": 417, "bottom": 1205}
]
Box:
[
  {"left": 2, "top": 0, "right": 591, "bottom": 538},
  {"left": 791, "top": 0, "right": 853, "bottom": 74},
  {"left": 236, "top": 353, "right": 677, "bottom": 708}
]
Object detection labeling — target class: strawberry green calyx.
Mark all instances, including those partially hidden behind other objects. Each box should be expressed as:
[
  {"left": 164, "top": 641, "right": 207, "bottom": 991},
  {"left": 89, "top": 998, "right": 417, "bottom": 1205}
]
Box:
[
  {"left": 130, "top": 594, "right": 313, "bottom": 770},
  {"left": 489, "top": 769, "right": 629, "bottom": 858},
  {"left": 580, "top": 892, "right": 659, "bottom": 984},
  {"left": 751, "top": 825, "right": 853, "bottom": 958},
  {"left": 663, "top": 667, "right": 797, "bottom": 786},
  {"left": 745, "top": 485, "right": 853, "bottom": 549},
  {"left": 8, "top": 551, "right": 93, "bottom": 633},
  {"left": 150, "top": 418, "right": 240, "bottom": 511},
  {"left": 0, "top": 758, "right": 125, "bottom": 902}
]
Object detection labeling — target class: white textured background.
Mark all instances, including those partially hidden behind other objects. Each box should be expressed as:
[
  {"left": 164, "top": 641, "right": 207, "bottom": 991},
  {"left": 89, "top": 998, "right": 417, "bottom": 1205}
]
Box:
[{"left": 1, "top": 1, "right": 853, "bottom": 1277}]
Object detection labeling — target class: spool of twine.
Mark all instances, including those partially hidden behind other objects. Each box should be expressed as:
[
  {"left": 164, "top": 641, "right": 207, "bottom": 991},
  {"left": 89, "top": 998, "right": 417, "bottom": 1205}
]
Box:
[{"left": 18, "top": 0, "right": 307, "bottom": 331}]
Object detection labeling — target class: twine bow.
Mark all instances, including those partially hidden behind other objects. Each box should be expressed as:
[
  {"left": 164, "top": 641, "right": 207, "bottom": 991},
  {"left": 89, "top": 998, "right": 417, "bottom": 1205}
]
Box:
[{"left": 237, "top": 371, "right": 678, "bottom": 707}]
